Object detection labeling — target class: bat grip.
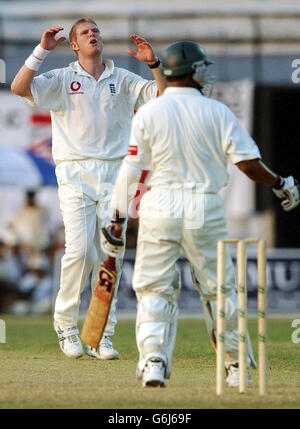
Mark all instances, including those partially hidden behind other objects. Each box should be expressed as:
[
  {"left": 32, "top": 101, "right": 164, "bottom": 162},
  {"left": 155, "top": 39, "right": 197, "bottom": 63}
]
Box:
[
  {"left": 103, "top": 256, "right": 116, "bottom": 272},
  {"left": 102, "top": 223, "right": 123, "bottom": 272},
  {"left": 113, "top": 223, "right": 123, "bottom": 238}
]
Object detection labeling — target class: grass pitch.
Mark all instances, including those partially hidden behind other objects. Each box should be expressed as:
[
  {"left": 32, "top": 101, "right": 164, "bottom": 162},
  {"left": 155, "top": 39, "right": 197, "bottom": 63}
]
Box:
[{"left": 0, "top": 315, "right": 299, "bottom": 409}]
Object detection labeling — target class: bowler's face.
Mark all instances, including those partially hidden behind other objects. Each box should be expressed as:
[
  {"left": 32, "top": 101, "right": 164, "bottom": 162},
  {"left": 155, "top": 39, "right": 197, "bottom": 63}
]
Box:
[{"left": 71, "top": 22, "right": 103, "bottom": 56}]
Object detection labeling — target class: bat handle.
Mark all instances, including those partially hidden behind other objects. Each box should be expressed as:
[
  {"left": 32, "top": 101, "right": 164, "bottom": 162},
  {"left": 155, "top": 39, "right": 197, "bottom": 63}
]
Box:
[
  {"left": 102, "top": 222, "right": 123, "bottom": 272},
  {"left": 113, "top": 222, "right": 123, "bottom": 238},
  {"left": 103, "top": 256, "right": 116, "bottom": 272}
]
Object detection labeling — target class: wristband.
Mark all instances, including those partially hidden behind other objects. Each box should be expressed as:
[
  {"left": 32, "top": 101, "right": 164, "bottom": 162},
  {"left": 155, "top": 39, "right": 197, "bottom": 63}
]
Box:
[
  {"left": 25, "top": 44, "right": 50, "bottom": 71},
  {"left": 273, "top": 176, "right": 284, "bottom": 190},
  {"left": 33, "top": 44, "right": 50, "bottom": 60},
  {"left": 25, "top": 55, "right": 43, "bottom": 71},
  {"left": 148, "top": 58, "right": 161, "bottom": 69}
]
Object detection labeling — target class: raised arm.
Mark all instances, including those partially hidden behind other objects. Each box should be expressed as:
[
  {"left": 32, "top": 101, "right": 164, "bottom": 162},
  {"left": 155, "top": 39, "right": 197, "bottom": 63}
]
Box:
[
  {"left": 128, "top": 34, "right": 167, "bottom": 96},
  {"left": 11, "top": 27, "right": 66, "bottom": 97}
]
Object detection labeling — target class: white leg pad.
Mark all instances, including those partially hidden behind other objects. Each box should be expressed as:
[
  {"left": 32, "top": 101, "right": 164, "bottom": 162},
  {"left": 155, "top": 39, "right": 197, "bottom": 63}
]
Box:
[
  {"left": 201, "top": 291, "right": 257, "bottom": 369},
  {"left": 136, "top": 294, "right": 179, "bottom": 379}
]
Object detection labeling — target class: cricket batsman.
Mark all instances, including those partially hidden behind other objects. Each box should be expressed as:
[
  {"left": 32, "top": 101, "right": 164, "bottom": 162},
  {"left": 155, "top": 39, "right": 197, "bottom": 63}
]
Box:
[
  {"left": 11, "top": 18, "right": 166, "bottom": 360},
  {"left": 102, "top": 41, "right": 300, "bottom": 387}
]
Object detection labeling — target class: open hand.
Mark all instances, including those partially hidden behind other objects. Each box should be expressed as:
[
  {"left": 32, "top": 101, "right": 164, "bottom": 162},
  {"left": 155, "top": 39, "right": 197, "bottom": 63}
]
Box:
[{"left": 128, "top": 34, "right": 157, "bottom": 64}]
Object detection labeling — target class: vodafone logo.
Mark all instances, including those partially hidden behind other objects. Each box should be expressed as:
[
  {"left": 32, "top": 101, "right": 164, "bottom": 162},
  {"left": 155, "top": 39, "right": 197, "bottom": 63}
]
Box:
[
  {"left": 70, "top": 81, "right": 81, "bottom": 92},
  {"left": 70, "top": 81, "right": 81, "bottom": 91},
  {"left": 68, "top": 81, "right": 84, "bottom": 95}
]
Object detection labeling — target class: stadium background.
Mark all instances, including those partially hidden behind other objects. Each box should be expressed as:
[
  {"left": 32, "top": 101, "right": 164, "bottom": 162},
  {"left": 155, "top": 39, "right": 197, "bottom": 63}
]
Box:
[{"left": 0, "top": 0, "right": 300, "bottom": 317}]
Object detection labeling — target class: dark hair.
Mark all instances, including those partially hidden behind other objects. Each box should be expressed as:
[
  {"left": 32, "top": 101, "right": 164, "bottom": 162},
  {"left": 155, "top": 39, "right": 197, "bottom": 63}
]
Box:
[{"left": 165, "top": 73, "right": 193, "bottom": 82}]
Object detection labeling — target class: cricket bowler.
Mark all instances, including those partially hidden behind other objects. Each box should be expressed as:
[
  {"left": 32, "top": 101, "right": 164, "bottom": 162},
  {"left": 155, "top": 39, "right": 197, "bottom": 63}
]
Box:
[{"left": 11, "top": 18, "right": 166, "bottom": 360}]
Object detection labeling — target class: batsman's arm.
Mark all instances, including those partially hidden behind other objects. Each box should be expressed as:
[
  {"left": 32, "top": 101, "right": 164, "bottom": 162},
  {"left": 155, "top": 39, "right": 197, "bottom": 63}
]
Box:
[
  {"left": 101, "top": 162, "right": 146, "bottom": 258},
  {"left": 236, "top": 158, "right": 300, "bottom": 211},
  {"left": 101, "top": 164, "right": 140, "bottom": 257},
  {"left": 236, "top": 159, "right": 278, "bottom": 185},
  {"left": 111, "top": 109, "right": 152, "bottom": 217},
  {"left": 110, "top": 161, "right": 143, "bottom": 219},
  {"left": 11, "top": 27, "right": 65, "bottom": 97}
]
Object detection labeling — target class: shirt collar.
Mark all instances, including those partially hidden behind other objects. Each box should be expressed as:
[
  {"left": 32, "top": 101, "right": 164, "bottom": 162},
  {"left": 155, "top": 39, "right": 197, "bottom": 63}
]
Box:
[
  {"left": 69, "top": 59, "right": 115, "bottom": 80},
  {"left": 163, "top": 86, "right": 203, "bottom": 96}
]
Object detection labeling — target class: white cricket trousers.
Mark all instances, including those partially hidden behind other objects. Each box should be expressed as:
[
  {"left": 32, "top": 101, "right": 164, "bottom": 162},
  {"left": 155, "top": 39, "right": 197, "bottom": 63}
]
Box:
[
  {"left": 133, "top": 188, "right": 255, "bottom": 377},
  {"left": 53, "top": 158, "right": 125, "bottom": 337}
]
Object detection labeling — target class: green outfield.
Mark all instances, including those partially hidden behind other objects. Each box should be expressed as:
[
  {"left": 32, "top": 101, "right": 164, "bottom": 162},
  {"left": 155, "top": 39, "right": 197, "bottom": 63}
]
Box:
[{"left": 0, "top": 315, "right": 299, "bottom": 409}]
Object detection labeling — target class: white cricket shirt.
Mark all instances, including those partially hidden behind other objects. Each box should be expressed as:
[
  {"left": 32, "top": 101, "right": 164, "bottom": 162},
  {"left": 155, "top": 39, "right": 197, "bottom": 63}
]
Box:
[
  {"left": 25, "top": 60, "right": 157, "bottom": 164},
  {"left": 124, "top": 86, "right": 261, "bottom": 193}
]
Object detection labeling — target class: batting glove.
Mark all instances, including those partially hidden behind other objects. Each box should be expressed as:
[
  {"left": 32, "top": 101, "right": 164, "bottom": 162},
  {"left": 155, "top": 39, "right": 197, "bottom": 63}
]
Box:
[
  {"left": 101, "top": 217, "right": 125, "bottom": 258},
  {"left": 272, "top": 176, "right": 300, "bottom": 212}
]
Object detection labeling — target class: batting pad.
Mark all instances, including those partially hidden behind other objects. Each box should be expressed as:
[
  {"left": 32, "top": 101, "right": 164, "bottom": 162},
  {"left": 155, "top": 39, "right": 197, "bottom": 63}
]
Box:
[{"left": 136, "top": 294, "right": 179, "bottom": 379}]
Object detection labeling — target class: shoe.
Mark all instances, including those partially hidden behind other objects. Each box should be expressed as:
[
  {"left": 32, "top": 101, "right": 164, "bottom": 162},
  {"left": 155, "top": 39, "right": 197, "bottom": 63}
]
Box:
[
  {"left": 142, "top": 358, "right": 166, "bottom": 388},
  {"left": 84, "top": 336, "right": 119, "bottom": 360},
  {"left": 226, "top": 363, "right": 250, "bottom": 387},
  {"left": 54, "top": 323, "right": 83, "bottom": 359}
]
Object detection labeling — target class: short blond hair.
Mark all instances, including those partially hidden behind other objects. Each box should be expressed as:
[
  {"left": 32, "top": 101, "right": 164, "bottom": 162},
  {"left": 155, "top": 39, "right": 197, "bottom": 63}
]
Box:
[{"left": 69, "top": 17, "right": 98, "bottom": 42}]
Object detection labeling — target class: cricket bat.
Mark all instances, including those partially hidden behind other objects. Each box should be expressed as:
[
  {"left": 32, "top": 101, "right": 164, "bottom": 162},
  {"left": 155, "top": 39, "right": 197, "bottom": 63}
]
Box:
[{"left": 81, "top": 224, "right": 122, "bottom": 348}]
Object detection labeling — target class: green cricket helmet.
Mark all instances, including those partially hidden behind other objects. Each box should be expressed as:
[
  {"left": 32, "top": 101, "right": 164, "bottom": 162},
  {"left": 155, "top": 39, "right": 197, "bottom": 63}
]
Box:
[
  {"left": 161, "top": 41, "right": 215, "bottom": 95},
  {"left": 161, "top": 41, "right": 213, "bottom": 77}
]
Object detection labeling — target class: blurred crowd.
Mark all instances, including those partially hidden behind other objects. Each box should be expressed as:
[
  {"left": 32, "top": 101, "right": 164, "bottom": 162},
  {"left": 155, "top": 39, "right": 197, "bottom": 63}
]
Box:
[
  {"left": 0, "top": 190, "right": 139, "bottom": 315},
  {"left": 0, "top": 190, "right": 65, "bottom": 315}
]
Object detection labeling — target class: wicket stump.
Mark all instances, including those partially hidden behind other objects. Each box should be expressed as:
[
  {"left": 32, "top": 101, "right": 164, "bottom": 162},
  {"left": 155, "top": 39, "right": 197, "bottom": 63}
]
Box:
[{"left": 216, "top": 238, "right": 267, "bottom": 395}]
